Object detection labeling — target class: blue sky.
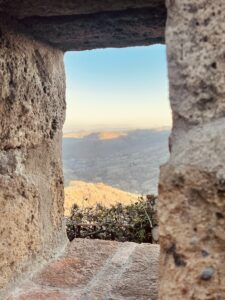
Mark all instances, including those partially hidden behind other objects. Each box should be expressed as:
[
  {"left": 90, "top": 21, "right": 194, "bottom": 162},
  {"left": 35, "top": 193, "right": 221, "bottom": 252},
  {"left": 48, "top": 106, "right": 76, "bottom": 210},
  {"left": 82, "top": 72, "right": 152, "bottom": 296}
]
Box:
[{"left": 64, "top": 45, "right": 171, "bottom": 132}]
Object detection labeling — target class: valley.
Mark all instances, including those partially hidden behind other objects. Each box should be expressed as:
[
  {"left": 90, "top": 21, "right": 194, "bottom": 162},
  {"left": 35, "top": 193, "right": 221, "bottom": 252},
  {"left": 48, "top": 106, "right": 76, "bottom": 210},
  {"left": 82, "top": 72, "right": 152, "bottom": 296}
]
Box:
[{"left": 62, "top": 129, "right": 170, "bottom": 196}]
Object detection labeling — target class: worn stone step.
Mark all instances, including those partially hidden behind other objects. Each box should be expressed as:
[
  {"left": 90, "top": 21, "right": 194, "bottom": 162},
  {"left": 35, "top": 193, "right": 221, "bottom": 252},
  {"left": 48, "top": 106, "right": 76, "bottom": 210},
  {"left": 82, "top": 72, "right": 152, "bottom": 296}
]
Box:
[{"left": 7, "top": 239, "right": 159, "bottom": 300}]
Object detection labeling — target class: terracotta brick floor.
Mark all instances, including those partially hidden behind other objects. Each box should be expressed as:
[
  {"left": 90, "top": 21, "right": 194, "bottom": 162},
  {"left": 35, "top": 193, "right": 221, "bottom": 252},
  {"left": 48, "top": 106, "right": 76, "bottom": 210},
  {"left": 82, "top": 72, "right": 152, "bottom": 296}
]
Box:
[{"left": 7, "top": 239, "right": 159, "bottom": 300}]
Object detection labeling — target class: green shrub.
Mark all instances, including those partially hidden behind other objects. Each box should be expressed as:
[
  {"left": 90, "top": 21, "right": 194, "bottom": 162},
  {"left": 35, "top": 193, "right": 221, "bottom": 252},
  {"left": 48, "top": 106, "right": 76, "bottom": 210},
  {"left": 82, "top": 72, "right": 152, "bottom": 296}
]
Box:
[{"left": 66, "top": 195, "right": 158, "bottom": 243}]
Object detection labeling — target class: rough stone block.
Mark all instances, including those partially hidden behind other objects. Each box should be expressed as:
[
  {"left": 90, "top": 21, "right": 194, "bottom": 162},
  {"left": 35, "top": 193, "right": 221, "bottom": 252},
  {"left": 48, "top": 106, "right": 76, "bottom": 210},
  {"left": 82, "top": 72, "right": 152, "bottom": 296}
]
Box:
[
  {"left": 159, "top": 120, "right": 225, "bottom": 299},
  {"left": 0, "top": 17, "right": 67, "bottom": 296},
  {"left": 166, "top": 0, "right": 225, "bottom": 143}
]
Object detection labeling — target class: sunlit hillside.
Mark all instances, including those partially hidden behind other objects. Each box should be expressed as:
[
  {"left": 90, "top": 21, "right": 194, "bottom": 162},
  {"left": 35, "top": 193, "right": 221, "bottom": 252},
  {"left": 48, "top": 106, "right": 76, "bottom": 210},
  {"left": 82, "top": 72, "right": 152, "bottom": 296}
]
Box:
[
  {"left": 63, "top": 131, "right": 128, "bottom": 140},
  {"left": 63, "top": 131, "right": 91, "bottom": 138},
  {"left": 98, "top": 131, "right": 128, "bottom": 140},
  {"left": 64, "top": 180, "right": 139, "bottom": 216}
]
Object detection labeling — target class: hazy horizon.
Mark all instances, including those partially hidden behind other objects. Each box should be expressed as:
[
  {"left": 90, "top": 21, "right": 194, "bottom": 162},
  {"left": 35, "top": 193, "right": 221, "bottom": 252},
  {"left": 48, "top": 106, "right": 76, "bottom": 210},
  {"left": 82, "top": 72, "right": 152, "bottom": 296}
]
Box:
[
  {"left": 63, "top": 125, "right": 171, "bottom": 134},
  {"left": 64, "top": 45, "right": 171, "bottom": 132}
]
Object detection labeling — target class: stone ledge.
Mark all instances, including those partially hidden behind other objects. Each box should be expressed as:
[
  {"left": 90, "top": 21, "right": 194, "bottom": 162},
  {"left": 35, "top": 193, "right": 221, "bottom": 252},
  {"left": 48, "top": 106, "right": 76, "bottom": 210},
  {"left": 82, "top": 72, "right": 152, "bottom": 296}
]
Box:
[
  {"left": 0, "top": 1, "right": 166, "bottom": 51},
  {"left": 21, "top": 7, "right": 165, "bottom": 51},
  {"left": 0, "top": 0, "right": 164, "bottom": 18},
  {"left": 7, "top": 239, "right": 159, "bottom": 300}
]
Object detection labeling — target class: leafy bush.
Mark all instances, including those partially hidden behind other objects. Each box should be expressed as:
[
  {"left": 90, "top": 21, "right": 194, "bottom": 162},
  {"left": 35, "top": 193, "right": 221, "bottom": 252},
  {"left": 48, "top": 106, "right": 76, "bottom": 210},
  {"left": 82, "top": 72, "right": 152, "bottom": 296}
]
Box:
[{"left": 66, "top": 195, "right": 158, "bottom": 243}]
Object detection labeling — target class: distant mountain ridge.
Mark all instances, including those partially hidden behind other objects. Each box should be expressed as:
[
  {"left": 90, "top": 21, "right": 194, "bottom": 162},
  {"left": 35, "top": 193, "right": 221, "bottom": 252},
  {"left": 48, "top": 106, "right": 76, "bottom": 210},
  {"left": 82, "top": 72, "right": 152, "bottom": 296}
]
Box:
[
  {"left": 63, "top": 127, "right": 170, "bottom": 140},
  {"left": 63, "top": 130, "right": 128, "bottom": 140},
  {"left": 62, "top": 128, "right": 170, "bottom": 194}
]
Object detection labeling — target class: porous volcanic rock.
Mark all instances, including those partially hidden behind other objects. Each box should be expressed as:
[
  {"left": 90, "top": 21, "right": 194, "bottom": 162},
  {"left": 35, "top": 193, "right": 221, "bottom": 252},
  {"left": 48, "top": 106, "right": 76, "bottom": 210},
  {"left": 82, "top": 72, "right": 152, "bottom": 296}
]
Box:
[
  {"left": 0, "top": 16, "right": 67, "bottom": 296},
  {"left": 0, "top": 1, "right": 166, "bottom": 50},
  {"left": 159, "top": 1, "right": 225, "bottom": 299},
  {"left": 0, "top": 0, "right": 164, "bottom": 18},
  {"left": 0, "top": 2, "right": 165, "bottom": 296}
]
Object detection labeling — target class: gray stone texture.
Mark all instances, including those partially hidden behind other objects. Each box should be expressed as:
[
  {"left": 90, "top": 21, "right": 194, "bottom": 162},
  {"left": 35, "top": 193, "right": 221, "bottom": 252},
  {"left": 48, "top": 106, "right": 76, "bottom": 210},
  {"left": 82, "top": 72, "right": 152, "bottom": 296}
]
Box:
[
  {"left": 0, "top": 1, "right": 166, "bottom": 51},
  {"left": 21, "top": 8, "right": 165, "bottom": 51},
  {"left": 0, "top": 16, "right": 67, "bottom": 296},
  {"left": 159, "top": 0, "right": 225, "bottom": 299},
  {"left": 0, "top": 0, "right": 164, "bottom": 18}
]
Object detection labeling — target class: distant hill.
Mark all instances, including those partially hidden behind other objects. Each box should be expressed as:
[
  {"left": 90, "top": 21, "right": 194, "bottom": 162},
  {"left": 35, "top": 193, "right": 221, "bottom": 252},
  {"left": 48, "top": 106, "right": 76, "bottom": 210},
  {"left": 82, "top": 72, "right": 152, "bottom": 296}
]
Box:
[
  {"left": 62, "top": 128, "right": 170, "bottom": 194},
  {"left": 64, "top": 180, "right": 139, "bottom": 216},
  {"left": 63, "top": 131, "right": 92, "bottom": 139},
  {"left": 63, "top": 130, "right": 128, "bottom": 140}
]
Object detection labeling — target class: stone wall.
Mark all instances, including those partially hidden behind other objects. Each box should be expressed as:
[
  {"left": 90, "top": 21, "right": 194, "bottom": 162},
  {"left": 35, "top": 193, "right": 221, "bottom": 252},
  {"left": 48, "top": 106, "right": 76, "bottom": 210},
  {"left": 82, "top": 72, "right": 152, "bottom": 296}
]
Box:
[
  {"left": 0, "top": 1, "right": 166, "bottom": 51},
  {"left": 0, "top": 2, "right": 166, "bottom": 297},
  {"left": 159, "top": 0, "right": 225, "bottom": 299},
  {"left": 0, "top": 17, "right": 67, "bottom": 295},
  {"left": 0, "top": 0, "right": 225, "bottom": 299}
]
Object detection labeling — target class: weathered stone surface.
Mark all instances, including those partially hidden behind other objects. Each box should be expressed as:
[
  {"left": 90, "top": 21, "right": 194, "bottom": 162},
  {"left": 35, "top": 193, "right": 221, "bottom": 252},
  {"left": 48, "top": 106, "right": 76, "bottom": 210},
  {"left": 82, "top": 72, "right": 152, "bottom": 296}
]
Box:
[
  {"left": 8, "top": 290, "right": 71, "bottom": 300},
  {"left": 34, "top": 239, "right": 119, "bottom": 289},
  {"left": 8, "top": 239, "right": 160, "bottom": 300},
  {"left": 0, "top": 0, "right": 164, "bottom": 18},
  {"left": 111, "top": 244, "right": 159, "bottom": 300},
  {"left": 0, "top": 6, "right": 161, "bottom": 296},
  {"left": 0, "top": 18, "right": 66, "bottom": 149},
  {"left": 0, "top": 1, "right": 166, "bottom": 51},
  {"left": 159, "top": 122, "right": 225, "bottom": 299},
  {"left": 1, "top": 0, "right": 225, "bottom": 298},
  {"left": 21, "top": 7, "right": 165, "bottom": 51},
  {"left": 0, "top": 16, "right": 67, "bottom": 296},
  {"left": 159, "top": 1, "right": 225, "bottom": 299},
  {"left": 166, "top": 0, "right": 225, "bottom": 145}
]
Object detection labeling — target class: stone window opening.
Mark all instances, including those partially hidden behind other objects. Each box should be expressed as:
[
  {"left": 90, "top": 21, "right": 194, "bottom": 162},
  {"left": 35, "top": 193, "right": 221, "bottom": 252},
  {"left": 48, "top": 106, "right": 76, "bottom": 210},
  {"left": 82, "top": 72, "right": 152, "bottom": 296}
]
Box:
[
  {"left": 1, "top": 1, "right": 224, "bottom": 299},
  {"left": 62, "top": 46, "right": 171, "bottom": 245}
]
